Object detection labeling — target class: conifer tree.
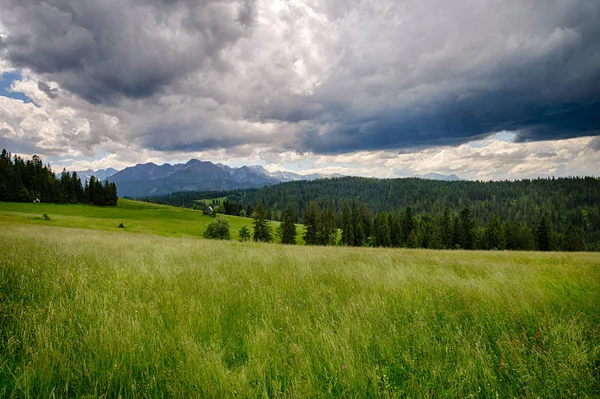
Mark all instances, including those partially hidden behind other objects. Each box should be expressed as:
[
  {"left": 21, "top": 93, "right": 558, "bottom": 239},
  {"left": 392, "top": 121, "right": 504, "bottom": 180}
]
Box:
[
  {"left": 441, "top": 208, "right": 452, "bottom": 248},
  {"left": 281, "top": 204, "right": 297, "bottom": 244},
  {"left": 485, "top": 213, "right": 505, "bottom": 249},
  {"left": 373, "top": 212, "right": 391, "bottom": 247},
  {"left": 359, "top": 204, "right": 373, "bottom": 240},
  {"left": 303, "top": 201, "right": 320, "bottom": 245},
  {"left": 238, "top": 226, "right": 251, "bottom": 242},
  {"left": 355, "top": 223, "right": 366, "bottom": 246},
  {"left": 428, "top": 217, "right": 444, "bottom": 249},
  {"left": 320, "top": 206, "right": 337, "bottom": 245},
  {"left": 459, "top": 206, "right": 475, "bottom": 249},
  {"left": 452, "top": 215, "right": 461, "bottom": 249},
  {"left": 418, "top": 215, "right": 433, "bottom": 248},
  {"left": 109, "top": 182, "right": 118, "bottom": 205},
  {"left": 341, "top": 202, "right": 354, "bottom": 246},
  {"left": 389, "top": 213, "right": 402, "bottom": 247},
  {"left": 407, "top": 229, "right": 417, "bottom": 248},
  {"left": 89, "top": 176, "right": 97, "bottom": 204},
  {"left": 351, "top": 201, "right": 360, "bottom": 246},
  {"left": 401, "top": 206, "right": 415, "bottom": 244},
  {"left": 563, "top": 222, "right": 584, "bottom": 251},
  {"left": 252, "top": 203, "right": 273, "bottom": 242},
  {"left": 535, "top": 216, "right": 551, "bottom": 251}
]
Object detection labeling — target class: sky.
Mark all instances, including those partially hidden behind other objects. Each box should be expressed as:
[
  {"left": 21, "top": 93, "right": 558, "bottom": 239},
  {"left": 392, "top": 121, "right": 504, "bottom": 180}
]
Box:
[{"left": 0, "top": 0, "right": 599, "bottom": 180}]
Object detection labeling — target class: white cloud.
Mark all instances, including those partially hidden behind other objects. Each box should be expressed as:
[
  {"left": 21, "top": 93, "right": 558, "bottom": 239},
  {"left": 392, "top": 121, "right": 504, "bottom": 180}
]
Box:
[
  {"left": 0, "top": 59, "right": 14, "bottom": 75},
  {"left": 257, "top": 135, "right": 600, "bottom": 180}
]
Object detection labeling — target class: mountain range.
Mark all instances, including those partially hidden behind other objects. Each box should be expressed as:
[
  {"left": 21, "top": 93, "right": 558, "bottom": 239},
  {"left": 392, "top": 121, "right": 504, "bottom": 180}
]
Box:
[
  {"left": 71, "top": 159, "right": 463, "bottom": 197},
  {"left": 420, "top": 173, "right": 464, "bottom": 181},
  {"left": 90, "top": 159, "right": 341, "bottom": 197}
]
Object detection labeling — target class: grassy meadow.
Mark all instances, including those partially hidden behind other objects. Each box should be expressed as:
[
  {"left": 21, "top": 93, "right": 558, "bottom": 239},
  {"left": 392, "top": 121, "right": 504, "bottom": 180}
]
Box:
[
  {"left": 1, "top": 201, "right": 599, "bottom": 397},
  {"left": 0, "top": 199, "right": 304, "bottom": 243}
]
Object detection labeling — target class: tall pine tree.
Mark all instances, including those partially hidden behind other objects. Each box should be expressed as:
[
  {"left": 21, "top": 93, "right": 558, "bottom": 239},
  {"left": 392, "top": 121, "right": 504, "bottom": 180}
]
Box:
[
  {"left": 341, "top": 202, "right": 354, "bottom": 246},
  {"left": 281, "top": 204, "right": 297, "bottom": 244},
  {"left": 303, "top": 201, "right": 320, "bottom": 245},
  {"left": 252, "top": 204, "right": 273, "bottom": 242},
  {"left": 459, "top": 207, "right": 475, "bottom": 249},
  {"left": 535, "top": 216, "right": 551, "bottom": 251}
]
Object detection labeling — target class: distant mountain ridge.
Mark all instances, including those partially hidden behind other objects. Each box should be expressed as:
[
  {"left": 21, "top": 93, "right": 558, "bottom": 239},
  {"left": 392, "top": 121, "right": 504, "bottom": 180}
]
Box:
[
  {"left": 270, "top": 170, "right": 344, "bottom": 182},
  {"left": 74, "top": 160, "right": 462, "bottom": 197},
  {"left": 97, "top": 159, "right": 341, "bottom": 197},
  {"left": 421, "top": 173, "right": 465, "bottom": 181}
]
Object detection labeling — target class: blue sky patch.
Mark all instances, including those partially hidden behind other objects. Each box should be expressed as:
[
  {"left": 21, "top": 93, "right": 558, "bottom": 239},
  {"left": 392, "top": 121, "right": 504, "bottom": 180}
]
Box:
[{"left": 0, "top": 71, "right": 35, "bottom": 105}]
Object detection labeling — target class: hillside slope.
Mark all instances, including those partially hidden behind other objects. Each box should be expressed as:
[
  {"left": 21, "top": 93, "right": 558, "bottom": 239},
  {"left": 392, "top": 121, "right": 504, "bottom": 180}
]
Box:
[{"left": 0, "top": 199, "right": 304, "bottom": 243}]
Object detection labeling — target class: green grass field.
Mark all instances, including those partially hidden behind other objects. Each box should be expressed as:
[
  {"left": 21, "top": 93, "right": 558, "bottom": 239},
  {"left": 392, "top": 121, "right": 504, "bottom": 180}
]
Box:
[
  {"left": 0, "top": 199, "right": 304, "bottom": 243},
  {"left": 1, "top": 201, "right": 599, "bottom": 397}
]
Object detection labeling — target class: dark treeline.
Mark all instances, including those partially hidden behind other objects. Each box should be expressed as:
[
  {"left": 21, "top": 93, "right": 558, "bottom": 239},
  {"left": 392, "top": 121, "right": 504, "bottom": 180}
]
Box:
[
  {"left": 145, "top": 176, "right": 600, "bottom": 251},
  {"left": 300, "top": 200, "right": 586, "bottom": 252},
  {"left": 0, "top": 149, "right": 117, "bottom": 206}
]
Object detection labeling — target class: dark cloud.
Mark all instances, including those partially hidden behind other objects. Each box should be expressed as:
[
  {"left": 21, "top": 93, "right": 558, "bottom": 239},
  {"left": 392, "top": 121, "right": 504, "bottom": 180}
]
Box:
[
  {"left": 283, "top": 1, "right": 600, "bottom": 152},
  {"left": 237, "top": 0, "right": 257, "bottom": 27},
  {"left": 37, "top": 81, "right": 58, "bottom": 99},
  {"left": 295, "top": 97, "right": 600, "bottom": 154},
  {"left": 513, "top": 101, "right": 600, "bottom": 143},
  {"left": 588, "top": 136, "right": 600, "bottom": 151},
  {"left": 133, "top": 118, "right": 270, "bottom": 153},
  {"left": 0, "top": 135, "right": 46, "bottom": 155},
  {"left": 0, "top": 0, "right": 257, "bottom": 103},
  {"left": 0, "top": 0, "right": 599, "bottom": 155}
]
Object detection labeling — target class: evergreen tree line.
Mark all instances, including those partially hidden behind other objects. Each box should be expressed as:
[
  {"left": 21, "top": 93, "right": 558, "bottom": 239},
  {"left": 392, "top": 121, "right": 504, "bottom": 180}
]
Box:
[
  {"left": 0, "top": 149, "right": 118, "bottom": 206},
  {"left": 145, "top": 176, "right": 600, "bottom": 250},
  {"left": 302, "top": 200, "right": 586, "bottom": 251},
  {"left": 204, "top": 199, "right": 586, "bottom": 251}
]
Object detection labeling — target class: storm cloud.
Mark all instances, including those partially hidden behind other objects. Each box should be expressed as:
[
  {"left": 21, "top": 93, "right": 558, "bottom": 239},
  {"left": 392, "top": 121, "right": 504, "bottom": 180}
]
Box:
[
  {"left": 0, "top": 0, "right": 599, "bottom": 155},
  {"left": 0, "top": 0, "right": 257, "bottom": 103}
]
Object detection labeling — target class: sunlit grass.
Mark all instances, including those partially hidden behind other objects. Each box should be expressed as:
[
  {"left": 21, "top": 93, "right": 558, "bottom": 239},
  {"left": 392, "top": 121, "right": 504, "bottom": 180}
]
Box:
[
  {"left": 0, "top": 202, "right": 599, "bottom": 397},
  {"left": 0, "top": 199, "right": 304, "bottom": 243}
]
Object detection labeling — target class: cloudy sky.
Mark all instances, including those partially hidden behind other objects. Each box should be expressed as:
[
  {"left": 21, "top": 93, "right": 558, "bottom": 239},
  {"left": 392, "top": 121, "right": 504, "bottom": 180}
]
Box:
[{"left": 1, "top": 0, "right": 599, "bottom": 180}]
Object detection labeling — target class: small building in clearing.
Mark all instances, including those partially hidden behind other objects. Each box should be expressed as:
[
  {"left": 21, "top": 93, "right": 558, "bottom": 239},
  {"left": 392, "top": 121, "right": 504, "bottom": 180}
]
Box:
[{"left": 203, "top": 205, "right": 213, "bottom": 215}]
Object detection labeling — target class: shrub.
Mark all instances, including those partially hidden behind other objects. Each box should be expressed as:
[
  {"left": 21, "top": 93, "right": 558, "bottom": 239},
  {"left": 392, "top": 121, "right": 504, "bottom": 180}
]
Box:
[
  {"left": 203, "top": 218, "right": 231, "bottom": 240},
  {"left": 118, "top": 223, "right": 125, "bottom": 228},
  {"left": 42, "top": 213, "right": 51, "bottom": 221},
  {"left": 238, "top": 226, "right": 251, "bottom": 242}
]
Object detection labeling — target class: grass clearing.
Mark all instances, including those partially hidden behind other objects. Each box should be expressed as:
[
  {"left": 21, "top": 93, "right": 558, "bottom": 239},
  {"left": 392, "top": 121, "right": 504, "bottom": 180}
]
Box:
[
  {"left": 193, "top": 197, "right": 228, "bottom": 206},
  {"left": 0, "top": 201, "right": 599, "bottom": 397}
]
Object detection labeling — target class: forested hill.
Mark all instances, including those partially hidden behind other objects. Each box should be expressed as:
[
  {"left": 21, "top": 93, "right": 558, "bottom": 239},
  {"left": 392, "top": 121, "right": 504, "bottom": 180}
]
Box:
[
  {"left": 146, "top": 176, "right": 600, "bottom": 244},
  {"left": 237, "top": 176, "right": 600, "bottom": 223},
  {"left": 0, "top": 149, "right": 118, "bottom": 206}
]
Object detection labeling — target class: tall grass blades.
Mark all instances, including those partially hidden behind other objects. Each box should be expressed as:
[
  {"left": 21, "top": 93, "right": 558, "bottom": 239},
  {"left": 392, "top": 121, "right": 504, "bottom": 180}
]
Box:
[{"left": 1, "top": 223, "right": 599, "bottom": 397}]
